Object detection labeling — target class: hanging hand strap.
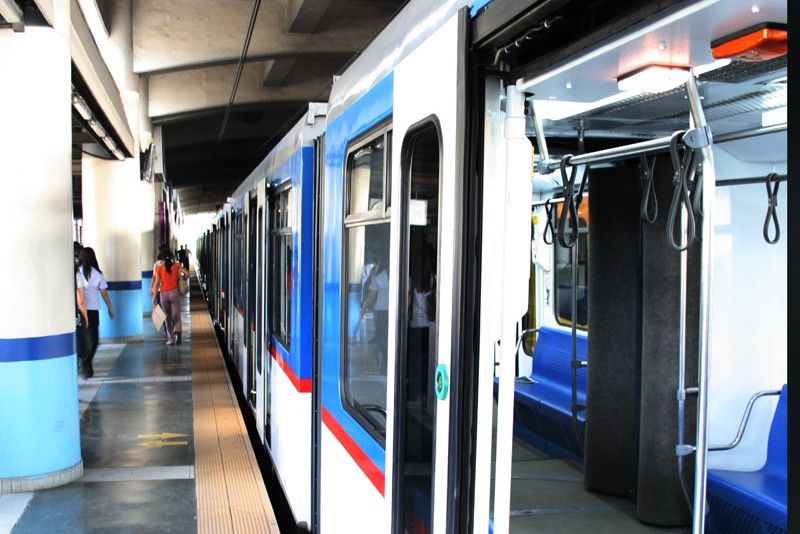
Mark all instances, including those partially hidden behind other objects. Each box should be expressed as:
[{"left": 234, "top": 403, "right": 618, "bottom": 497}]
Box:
[
  {"left": 543, "top": 199, "right": 555, "bottom": 245},
  {"left": 666, "top": 131, "right": 697, "bottom": 252},
  {"left": 557, "top": 154, "right": 590, "bottom": 248},
  {"left": 763, "top": 172, "right": 781, "bottom": 244},
  {"left": 639, "top": 154, "right": 659, "bottom": 223}
]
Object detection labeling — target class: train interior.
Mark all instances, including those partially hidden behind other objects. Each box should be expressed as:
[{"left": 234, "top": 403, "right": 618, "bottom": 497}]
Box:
[{"left": 484, "top": 1, "right": 786, "bottom": 532}]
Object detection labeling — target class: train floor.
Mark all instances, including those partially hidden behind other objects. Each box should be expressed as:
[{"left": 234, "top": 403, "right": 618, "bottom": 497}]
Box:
[
  {"left": 1, "top": 282, "right": 278, "bottom": 533},
  {"left": 491, "top": 411, "right": 686, "bottom": 533}
]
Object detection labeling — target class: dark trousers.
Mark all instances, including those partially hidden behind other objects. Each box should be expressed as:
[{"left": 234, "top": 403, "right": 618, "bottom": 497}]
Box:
[{"left": 78, "top": 310, "right": 99, "bottom": 374}]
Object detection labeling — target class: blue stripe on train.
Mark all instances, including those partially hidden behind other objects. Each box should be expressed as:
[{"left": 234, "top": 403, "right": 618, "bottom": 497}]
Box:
[{"left": 321, "top": 72, "right": 393, "bottom": 475}]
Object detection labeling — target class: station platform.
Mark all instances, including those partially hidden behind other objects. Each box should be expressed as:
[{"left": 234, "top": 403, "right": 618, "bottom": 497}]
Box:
[{"left": 0, "top": 283, "right": 278, "bottom": 533}]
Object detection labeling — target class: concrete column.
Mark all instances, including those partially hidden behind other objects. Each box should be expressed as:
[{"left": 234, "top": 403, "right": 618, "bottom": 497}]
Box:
[
  {"left": 140, "top": 180, "right": 157, "bottom": 314},
  {"left": 82, "top": 155, "right": 144, "bottom": 342},
  {"left": 0, "top": 1, "right": 83, "bottom": 491}
]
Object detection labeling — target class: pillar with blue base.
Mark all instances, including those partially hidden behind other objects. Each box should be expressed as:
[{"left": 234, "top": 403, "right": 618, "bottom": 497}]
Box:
[
  {"left": 141, "top": 270, "right": 154, "bottom": 314},
  {"left": 0, "top": 2, "right": 83, "bottom": 491},
  {"left": 82, "top": 155, "right": 144, "bottom": 343},
  {"left": 140, "top": 179, "right": 158, "bottom": 315}
]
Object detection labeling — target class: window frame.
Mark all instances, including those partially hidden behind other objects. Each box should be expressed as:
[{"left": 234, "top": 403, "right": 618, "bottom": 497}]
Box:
[
  {"left": 269, "top": 181, "right": 293, "bottom": 350},
  {"left": 340, "top": 120, "right": 393, "bottom": 447}
]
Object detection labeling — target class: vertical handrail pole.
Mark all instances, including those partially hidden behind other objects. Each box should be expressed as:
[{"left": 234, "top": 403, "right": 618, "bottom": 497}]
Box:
[
  {"left": 675, "top": 170, "right": 691, "bottom": 506},
  {"left": 493, "top": 83, "right": 533, "bottom": 534},
  {"left": 531, "top": 100, "right": 551, "bottom": 169},
  {"left": 685, "top": 72, "right": 715, "bottom": 533},
  {"left": 570, "top": 123, "right": 586, "bottom": 450}
]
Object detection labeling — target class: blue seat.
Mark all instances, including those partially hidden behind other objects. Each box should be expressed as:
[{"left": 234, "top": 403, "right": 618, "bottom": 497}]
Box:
[
  {"left": 494, "top": 327, "right": 587, "bottom": 460},
  {"left": 707, "top": 384, "right": 787, "bottom": 533}
]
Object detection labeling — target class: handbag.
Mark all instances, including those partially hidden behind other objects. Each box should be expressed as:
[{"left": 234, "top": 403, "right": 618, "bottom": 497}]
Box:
[
  {"left": 151, "top": 302, "right": 167, "bottom": 331},
  {"left": 179, "top": 274, "right": 189, "bottom": 295}
]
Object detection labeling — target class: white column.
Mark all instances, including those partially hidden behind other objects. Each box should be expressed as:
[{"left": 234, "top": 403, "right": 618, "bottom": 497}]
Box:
[
  {"left": 82, "top": 155, "right": 144, "bottom": 342},
  {"left": 0, "top": 0, "right": 83, "bottom": 490}
]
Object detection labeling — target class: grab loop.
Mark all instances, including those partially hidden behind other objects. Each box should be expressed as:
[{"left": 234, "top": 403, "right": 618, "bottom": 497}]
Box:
[
  {"left": 666, "top": 131, "right": 697, "bottom": 252},
  {"left": 543, "top": 199, "right": 555, "bottom": 245},
  {"left": 763, "top": 173, "right": 781, "bottom": 244},
  {"left": 557, "top": 154, "right": 590, "bottom": 248},
  {"left": 639, "top": 154, "right": 658, "bottom": 223}
]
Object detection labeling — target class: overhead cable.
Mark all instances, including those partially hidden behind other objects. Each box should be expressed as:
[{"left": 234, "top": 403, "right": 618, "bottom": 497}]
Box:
[{"left": 218, "top": 0, "right": 262, "bottom": 145}]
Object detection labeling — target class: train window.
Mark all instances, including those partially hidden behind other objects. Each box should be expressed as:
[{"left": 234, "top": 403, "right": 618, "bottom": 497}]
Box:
[
  {"left": 270, "top": 186, "right": 292, "bottom": 348},
  {"left": 346, "top": 125, "right": 392, "bottom": 219},
  {"left": 342, "top": 124, "right": 392, "bottom": 443},
  {"left": 553, "top": 202, "right": 589, "bottom": 329}
]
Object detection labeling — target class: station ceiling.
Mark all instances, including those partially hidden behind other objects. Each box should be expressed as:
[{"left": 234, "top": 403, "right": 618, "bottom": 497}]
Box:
[
  {"left": 142, "top": 0, "right": 406, "bottom": 214},
  {"left": 48, "top": 0, "right": 404, "bottom": 215}
]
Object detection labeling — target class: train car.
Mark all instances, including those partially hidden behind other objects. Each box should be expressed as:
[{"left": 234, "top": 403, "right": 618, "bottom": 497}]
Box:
[{"left": 197, "top": 0, "right": 788, "bottom": 532}]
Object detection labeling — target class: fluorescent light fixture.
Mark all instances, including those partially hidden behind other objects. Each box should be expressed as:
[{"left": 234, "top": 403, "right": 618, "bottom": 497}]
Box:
[
  {"left": 88, "top": 119, "right": 107, "bottom": 139},
  {"left": 71, "top": 94, "right": 92, "bottom": 121},
  {"left": 532, "top": 90, "right": 643, "bottom": 121},
  {"left": 617, "top": 65, "right": 690, "bottom": 93},
  {"left": 762, "top": 106, "right": 787, "bottom": 127},
  {"left": 0, "top": 0, "right": 23, "bottom": 30}
]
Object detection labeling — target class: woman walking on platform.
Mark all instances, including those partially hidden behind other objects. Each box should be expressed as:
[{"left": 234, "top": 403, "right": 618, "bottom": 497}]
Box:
[
  {"left": 76, "top": 247, "right": 114, "bottom": 378},
  {"left": 152, "top": 244, "right": 190, "bottom": 345}
]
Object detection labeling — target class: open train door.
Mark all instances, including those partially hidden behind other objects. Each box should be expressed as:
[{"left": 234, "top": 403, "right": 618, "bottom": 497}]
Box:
[{"left": 388, "top": 7, "right": 470, "bottom": 534}]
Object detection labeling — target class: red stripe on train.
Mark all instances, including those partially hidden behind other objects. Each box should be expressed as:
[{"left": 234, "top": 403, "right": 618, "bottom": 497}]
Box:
[
  {"left": 269, "top": 344, "right": 312, "bottom": 393},
  {"left": 321, "top": 406, "right": 385, "bottom": 497}
]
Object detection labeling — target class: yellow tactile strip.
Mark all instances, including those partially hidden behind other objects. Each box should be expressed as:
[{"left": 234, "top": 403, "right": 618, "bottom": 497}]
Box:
[{"left": 191, "top": 298, "right": 280, "bottom": 533}]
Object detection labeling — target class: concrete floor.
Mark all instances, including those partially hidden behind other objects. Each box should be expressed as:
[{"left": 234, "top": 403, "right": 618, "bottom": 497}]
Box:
[{"left": 6, "top": 299, "right": 198, "bottom": 534}]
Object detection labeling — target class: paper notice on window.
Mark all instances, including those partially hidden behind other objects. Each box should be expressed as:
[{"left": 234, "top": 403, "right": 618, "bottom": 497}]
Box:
[{"left": 410, "top": 199, "right": 428, "bottom": 226}]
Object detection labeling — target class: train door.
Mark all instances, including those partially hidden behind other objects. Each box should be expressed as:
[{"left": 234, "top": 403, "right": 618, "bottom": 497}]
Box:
[
  {"left": 253, "top": 182, "right": 268, "bottom": 441},
  {"left": 311, "top": 134, "right": 325, "bottom": 532},
  {"left": 247, "top": 193, "right": 258, "bottom": 409},
  {"left": 389, "top": 9, "right": 469, "bottom": 534}
]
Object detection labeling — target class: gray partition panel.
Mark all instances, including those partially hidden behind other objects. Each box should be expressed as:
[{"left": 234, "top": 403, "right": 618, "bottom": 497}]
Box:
[{"left": 583, "top": 165, "right": 641, "bottom": 498}]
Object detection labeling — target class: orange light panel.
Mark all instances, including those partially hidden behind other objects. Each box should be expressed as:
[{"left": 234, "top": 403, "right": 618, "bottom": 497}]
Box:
[{"left": 711, "top": 24, "right": 787, "bottom": 61}]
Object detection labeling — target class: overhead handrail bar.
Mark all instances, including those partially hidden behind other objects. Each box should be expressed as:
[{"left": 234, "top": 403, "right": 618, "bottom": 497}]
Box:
[
  {"left": 540, "top": 123, "right": 786, "bottom": 172},
  {"left": 715, "top": 122, "right": 786, "bottom": 144},
  {"left": 708, "top": 389, "right": 781, "bottom": 452},
  {"left": 716, "top": 173, "right": 787, "bottom": 187},
  {"left": 530, "top": 102, "right": 551, "bottom": 169},
  {"left": 530, "top": 173, "right": 786, "bottom": 208}
]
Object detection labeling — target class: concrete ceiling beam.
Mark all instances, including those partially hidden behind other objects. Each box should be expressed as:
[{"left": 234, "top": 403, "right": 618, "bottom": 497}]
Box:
[
  {"left": 262, "top": 58, "right": 296, "bottom": 87},
  {"left": 147, "top": 61, "right": 331, "bottom": 118},
  {"left": 287, "top": 0, "right": 332, "bottom": 33},
  {"left": 132, "top": 0, "right": 401, "bottom": 74}
]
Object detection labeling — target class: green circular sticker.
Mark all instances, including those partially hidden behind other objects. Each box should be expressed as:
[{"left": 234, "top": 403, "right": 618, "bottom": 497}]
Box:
[{"left": 435, "top": 364, "right": 449, "bottom": 401}]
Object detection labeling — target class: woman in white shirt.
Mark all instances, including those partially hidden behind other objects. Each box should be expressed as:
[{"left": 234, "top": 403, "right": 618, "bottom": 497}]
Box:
[{"left": 76, "top": 247, "right": 114, "bottom": 378}]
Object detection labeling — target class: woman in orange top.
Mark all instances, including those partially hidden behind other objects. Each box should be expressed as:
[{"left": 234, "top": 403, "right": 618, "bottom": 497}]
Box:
[{"left": 152, "top": 244, "right": 190, "bottom": 345}]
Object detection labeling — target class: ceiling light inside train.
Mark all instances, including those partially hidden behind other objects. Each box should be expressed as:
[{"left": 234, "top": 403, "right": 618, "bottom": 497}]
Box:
[
  {"left": 761, "top": 106, "right": 786, "bottom": 127},
  {"left": 617, "top": 65, "right": 690, "bottom": 93}
]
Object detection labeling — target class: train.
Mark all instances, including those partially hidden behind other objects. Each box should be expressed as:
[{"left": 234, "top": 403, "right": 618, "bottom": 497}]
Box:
[{"left": 195, "top": 0, "right": 788, "bottom": 532}]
